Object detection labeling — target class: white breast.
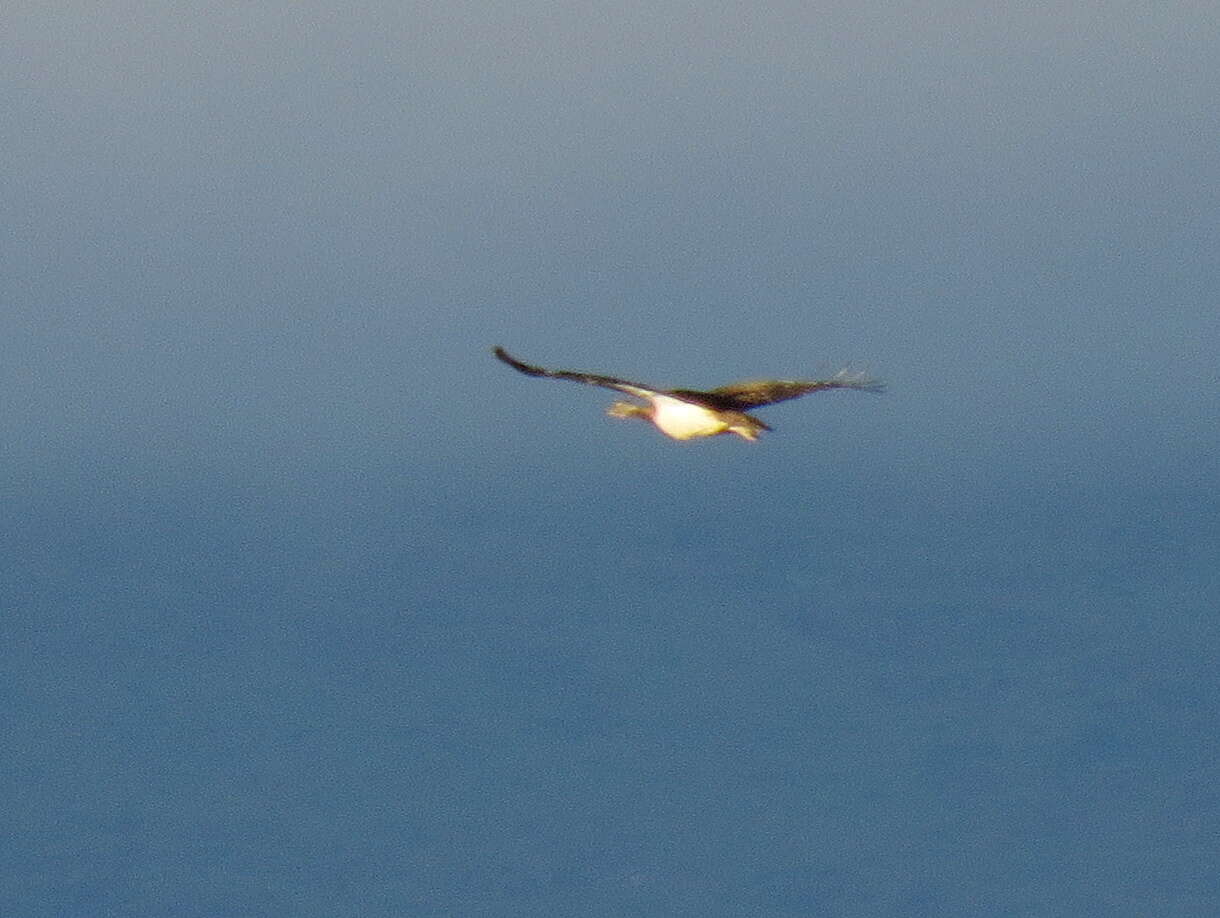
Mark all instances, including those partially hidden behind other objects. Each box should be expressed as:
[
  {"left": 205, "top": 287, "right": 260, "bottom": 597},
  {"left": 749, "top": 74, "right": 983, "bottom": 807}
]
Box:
[{"left": 648, "top": 395, "right": 729, "bottom": 440}]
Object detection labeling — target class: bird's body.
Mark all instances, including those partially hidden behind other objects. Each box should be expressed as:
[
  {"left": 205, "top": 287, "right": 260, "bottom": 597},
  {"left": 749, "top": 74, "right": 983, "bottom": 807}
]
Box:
[
  {"left": 647, "top": 394, "right": 756, "bottom": 440},
  {"left": 492, "top": 346, "right": 882, "bottom": 442}
]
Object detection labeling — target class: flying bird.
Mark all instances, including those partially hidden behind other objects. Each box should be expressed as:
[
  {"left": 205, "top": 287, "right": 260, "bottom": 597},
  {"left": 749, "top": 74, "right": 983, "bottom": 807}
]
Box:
[{"left": 492, "top": 346, "right": 883, "bottom": 442}]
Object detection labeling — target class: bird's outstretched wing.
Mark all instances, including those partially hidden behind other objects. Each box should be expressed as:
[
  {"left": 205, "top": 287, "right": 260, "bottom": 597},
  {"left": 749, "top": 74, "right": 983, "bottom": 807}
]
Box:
[
  {"left": 493, "top": 347, "right": 660, "bottom": 400},
  {"left": 687, "top": 370, "right": 885, "bottom": 410}
]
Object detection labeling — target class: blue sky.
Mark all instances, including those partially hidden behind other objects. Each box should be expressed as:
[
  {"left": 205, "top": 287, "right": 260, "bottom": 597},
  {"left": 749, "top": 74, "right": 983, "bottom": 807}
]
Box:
[{"left": 3, "top": 2, "right": 1219, "bottom": 915}]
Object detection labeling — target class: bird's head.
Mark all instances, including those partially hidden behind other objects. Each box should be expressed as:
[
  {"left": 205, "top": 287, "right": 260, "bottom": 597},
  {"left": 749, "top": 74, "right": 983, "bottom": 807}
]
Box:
[{"left": 606, "top": 400, "right": 650, "bottom": 421}]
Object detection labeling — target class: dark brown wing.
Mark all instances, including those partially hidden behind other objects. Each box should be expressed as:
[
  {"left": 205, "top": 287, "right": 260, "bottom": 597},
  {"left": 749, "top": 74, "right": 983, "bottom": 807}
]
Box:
[
  {"left": 680, "top": 371, "right": 885, "bottom": 410},
  {"left": 492, "top": 347, "right": 661, "bottom": 400}
]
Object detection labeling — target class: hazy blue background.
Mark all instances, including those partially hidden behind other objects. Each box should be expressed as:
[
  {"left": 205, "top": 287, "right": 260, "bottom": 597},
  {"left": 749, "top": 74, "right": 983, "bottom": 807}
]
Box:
[{"left": 3, "top": 1, "right": 1218, "bottom": 915}]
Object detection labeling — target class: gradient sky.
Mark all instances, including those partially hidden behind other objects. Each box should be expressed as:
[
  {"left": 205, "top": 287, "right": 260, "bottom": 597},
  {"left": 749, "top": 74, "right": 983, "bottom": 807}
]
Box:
[{"left": 4, "top": 2, "right": 1219, "bottom": 915}]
